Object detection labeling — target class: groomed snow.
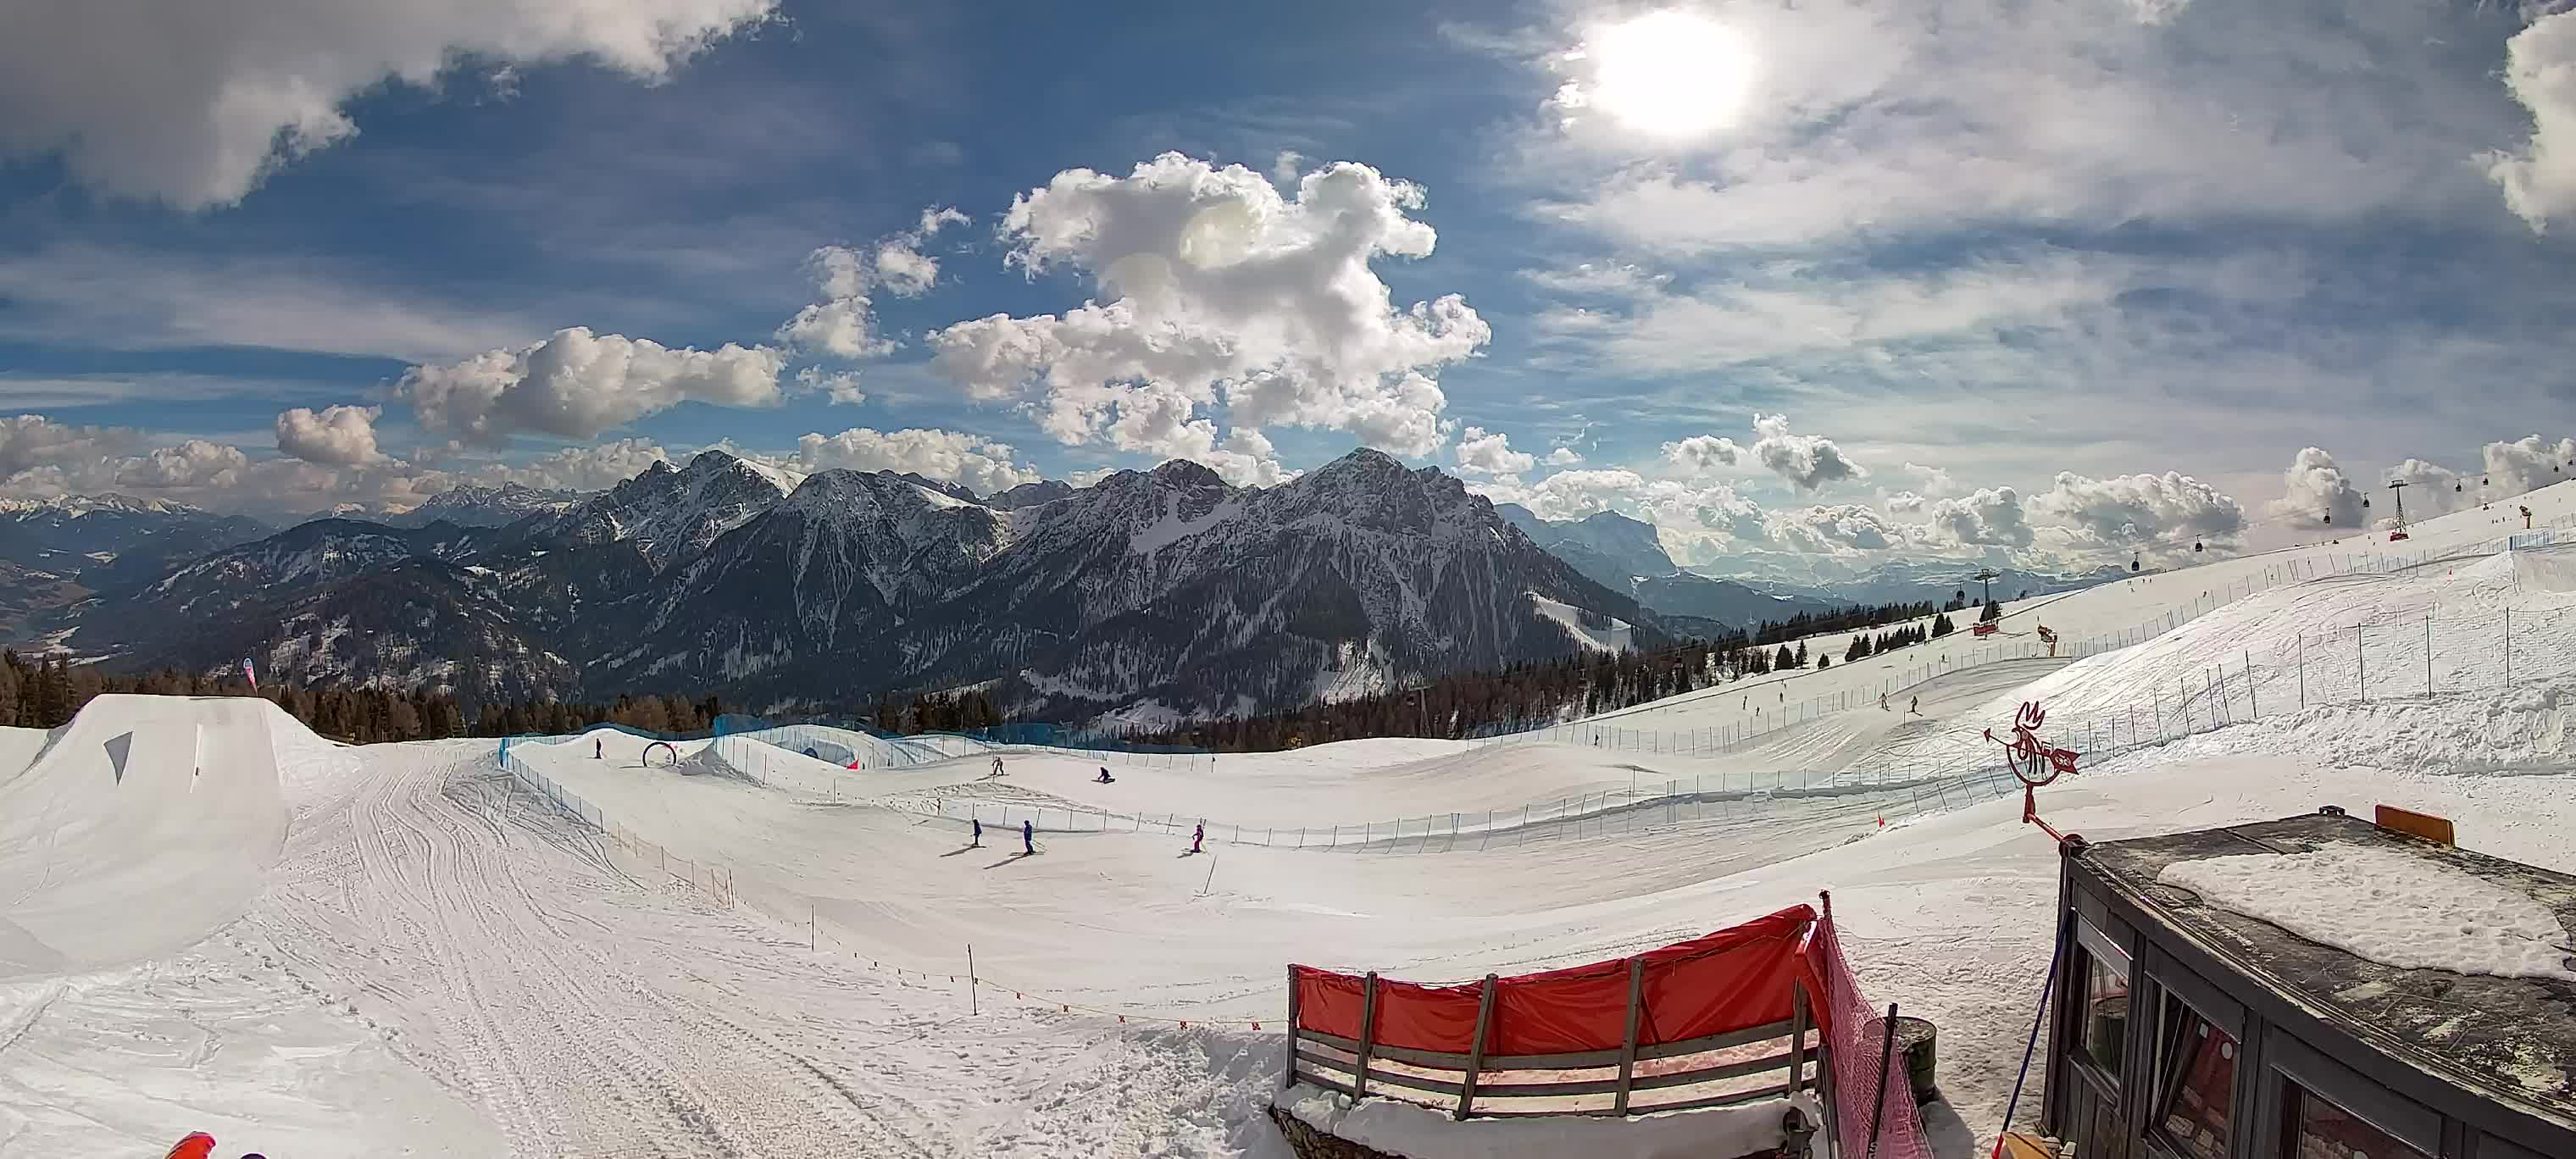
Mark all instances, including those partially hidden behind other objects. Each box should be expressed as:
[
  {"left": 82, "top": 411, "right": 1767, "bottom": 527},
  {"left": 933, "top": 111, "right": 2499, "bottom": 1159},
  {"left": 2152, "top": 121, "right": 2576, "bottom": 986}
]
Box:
[{"left": 2157, "top": 842, "right": 2576, "bottom": 981}]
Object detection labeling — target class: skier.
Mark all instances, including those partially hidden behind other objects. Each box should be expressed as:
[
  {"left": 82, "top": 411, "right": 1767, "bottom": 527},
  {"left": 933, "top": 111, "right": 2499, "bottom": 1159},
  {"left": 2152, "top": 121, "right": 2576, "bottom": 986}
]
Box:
[
  {"left": 1021, "top": 818, "right": 1035, "bottom": 856},
  {"left": 1879, "top": 692, "right": 1887, "bottom": 712},
  {"left": 594, "top": 737, "right": 602, "bottom": 759},
  {"left": 166, "top": 1134, "right": 217, "bottom": 1159},
  {"left": 1910, "top": 696, "right": 1919, "bottom": 715},
  {"left": 1096, "top": 767, "right": 1114, "bottom": 784},
  {"left": 971, "top": 818, "right": 983, "bottom": 847},
  {"left": 991, "top": 756, "right": 1006, "bottom": 778},
  {"left": 1191, "top": 823, "right": 1205, "bottom": 854}
]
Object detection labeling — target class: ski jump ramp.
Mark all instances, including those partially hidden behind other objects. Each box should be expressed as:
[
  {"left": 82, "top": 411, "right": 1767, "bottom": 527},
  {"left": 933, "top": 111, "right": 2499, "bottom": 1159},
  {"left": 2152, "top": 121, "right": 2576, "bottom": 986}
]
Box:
[{"left": 0, "top": 695, "right": 306, "bottom": 979}]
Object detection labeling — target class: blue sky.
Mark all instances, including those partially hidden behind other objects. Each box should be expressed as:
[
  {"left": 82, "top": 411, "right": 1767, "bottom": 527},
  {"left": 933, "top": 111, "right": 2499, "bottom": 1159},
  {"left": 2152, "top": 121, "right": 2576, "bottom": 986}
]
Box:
[{"left": 4, "top": 0, "right": 2575, "bottom": 575}]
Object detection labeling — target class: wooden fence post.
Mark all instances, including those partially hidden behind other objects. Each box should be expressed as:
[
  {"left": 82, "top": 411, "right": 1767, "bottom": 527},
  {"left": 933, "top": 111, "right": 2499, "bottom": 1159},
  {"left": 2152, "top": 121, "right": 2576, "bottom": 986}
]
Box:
[
  {"left": 1354, "top": 972, "right": 1380, "bottom": 1100},
  {"left": 1788, "top": 981, "right": 1810, "bottom": 1095},
  {"left": 1282, "top": 966, "right": 1301, "bottom": 1093},
  {"left": 1612, "top": 957, "right": 1646, "bottom": 1115},
  {"left": 1455, "top": 974, "right": 1498, "bottom": 1120}
]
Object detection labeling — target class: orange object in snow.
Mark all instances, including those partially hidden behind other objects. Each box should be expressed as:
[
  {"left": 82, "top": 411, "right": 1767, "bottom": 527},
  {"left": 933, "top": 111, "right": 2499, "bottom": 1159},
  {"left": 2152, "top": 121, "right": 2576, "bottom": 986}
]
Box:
[{"left": 166, "top": 1134, "right": 218, "bottom": 1159}]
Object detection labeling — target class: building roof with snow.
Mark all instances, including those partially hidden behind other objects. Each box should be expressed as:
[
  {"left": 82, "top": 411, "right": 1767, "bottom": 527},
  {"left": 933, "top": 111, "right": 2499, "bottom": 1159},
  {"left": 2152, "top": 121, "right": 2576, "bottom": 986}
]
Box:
[{"left": 2046, "top": 807, "right": 2576, "bottom": 1159}]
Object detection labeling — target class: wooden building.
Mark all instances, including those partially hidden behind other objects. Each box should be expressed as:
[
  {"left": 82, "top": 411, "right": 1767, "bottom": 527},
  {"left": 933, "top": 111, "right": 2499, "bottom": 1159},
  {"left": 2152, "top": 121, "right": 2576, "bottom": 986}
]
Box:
[{"left": 2043, "top": 807, "right": 2576, "bottom": 1159}]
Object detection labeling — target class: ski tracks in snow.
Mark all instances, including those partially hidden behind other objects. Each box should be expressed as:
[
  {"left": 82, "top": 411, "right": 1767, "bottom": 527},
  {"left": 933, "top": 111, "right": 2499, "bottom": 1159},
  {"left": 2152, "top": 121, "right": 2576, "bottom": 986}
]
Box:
[{"left": 239, "top": 742, "right": 992, "bottom": 1157}]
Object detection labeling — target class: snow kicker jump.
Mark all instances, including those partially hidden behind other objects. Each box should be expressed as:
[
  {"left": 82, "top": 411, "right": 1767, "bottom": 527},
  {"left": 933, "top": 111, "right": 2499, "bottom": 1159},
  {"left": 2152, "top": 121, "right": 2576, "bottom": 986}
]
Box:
[{"left": 0, "top": 695, "right": 307, "bottom": 979}]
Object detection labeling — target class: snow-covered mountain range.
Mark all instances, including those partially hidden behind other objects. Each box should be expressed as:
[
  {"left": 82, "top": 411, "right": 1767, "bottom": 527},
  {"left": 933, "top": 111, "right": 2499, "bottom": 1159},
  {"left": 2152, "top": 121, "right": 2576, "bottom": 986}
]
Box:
[
  {"left": 42, "top": 449, "right": 1665, "bottom": 718},
  {"left": 0, "top": 494, "right": 271, "bottom": 635}
]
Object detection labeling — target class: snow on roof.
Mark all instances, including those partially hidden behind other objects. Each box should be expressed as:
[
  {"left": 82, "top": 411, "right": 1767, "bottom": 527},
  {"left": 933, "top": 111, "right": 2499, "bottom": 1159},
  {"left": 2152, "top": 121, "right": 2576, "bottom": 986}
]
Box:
[{"left": 2158, "top": 840, "right": 2576, "bottom": 981}]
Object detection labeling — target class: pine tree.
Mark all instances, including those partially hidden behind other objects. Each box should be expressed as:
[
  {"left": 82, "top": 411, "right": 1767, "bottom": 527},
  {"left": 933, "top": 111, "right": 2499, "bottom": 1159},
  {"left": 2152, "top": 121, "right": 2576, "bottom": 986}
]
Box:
[
  {"left": 1931, "top": 613, "right": 1956, "bottom": 638},
  {"left": 1981, "top": 596, "right": 2002, "bottom": 623}
]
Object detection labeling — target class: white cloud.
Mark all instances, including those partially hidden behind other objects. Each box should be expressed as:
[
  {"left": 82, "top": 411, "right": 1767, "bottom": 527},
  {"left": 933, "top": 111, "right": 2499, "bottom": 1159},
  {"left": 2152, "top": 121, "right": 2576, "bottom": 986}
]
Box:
[
  {"left": 795, "top": 365, "right": 869, "bottom": 406},
  {"left": 2384, "top": 458, "right": 2475, "bottom": 520},
  {"left": 1885, "top": 491, "right": 1929, "bottom": 515},
  {"left": 1751, "top": 413, "right": 1861, "bottom": 491},
  {"left": 2028, "top": 469, "right": 2246, "bottom": 555},
  {"left": 116, "top": 440, "right": 251, "bottom": 490},
  {"left": 927, "top": 152, "right": 1490, "bottom": 458},
  {"left": 2269, "top": 446, "right": 2365, "bottom": 530},
  {"left": 2483, "top": 434, "right": 2576, "bottom": 496},
  {"left": 0, "top": 0, "right": 777, "bottom": 208},
  {"left": 1769, "top": 503, "right": 1898, "bottom": 552},
  {"left": 1901, "top": 461, "right": 1961, "bottom": 498},
  {"left": 0, "top": 414, "right": 137, "bottom": 478},
  {"left": 469, "top": 438, "right": 671, "bottom": 492},
  {"left": 2486, "top": 9, "right": 2576, "bottom": 230},
  {"left": 1524, "top": 0, "right": 2512, "bottom": 251},
  {"left": 274, "top": 404, "right": 384, "bottom": 466},
  {"left": 1195, "top": 428, "right": 1296, "bottom": 488},
  {"left": 1546, "top": 446, "right": 1585, "bottom": 466},
  {"left": 776, "top": 206, "right": 971, "bottom": 361},
  {"left": 1271, "top": 150, "right": 1305, "bottom": 189},
  {"left": 786, "top": 426, "right": 1039, "bottom": 496},
  {"left": 0, "top": 245, "right": 539, "bottom": 364},
  {"left": 1455, "top": 425, "right": 1535, "bottom": 478},
  {"left": 400, "top": 326, "right": 785, "bottom": 446},
  {"left": 1921, "top": 485, "right": 2034, "bottom": 548},
  {"left": 1535, "top": 252, "right": 2125, "bottom": 376},
  {"left": 1662, "top": 434, "right": 1740, "bottom": 475}
]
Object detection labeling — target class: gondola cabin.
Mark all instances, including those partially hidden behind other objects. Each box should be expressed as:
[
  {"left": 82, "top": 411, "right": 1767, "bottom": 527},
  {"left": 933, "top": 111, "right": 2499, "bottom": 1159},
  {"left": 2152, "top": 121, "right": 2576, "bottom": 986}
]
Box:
[{"left": 2042, "top": 807, "right": 2576, "bottom": 1159}]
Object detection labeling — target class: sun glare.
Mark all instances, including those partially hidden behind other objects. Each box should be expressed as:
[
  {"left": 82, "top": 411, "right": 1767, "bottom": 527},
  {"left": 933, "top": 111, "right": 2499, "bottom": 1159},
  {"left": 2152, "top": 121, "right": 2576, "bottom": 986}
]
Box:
[{"left": 1580, "top": 9, "right": 1757, "bottom": 141}]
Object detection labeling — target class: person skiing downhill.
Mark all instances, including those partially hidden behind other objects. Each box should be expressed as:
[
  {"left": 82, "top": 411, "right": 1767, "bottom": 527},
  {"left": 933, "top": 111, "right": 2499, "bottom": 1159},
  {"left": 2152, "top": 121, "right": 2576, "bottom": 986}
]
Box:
[
  {"left": 1096, "top": 767, "right": 1114, "bottom": 784},
  {"left": 1022, "top": 818, "right": 1035, "bottom": 855},
  {"left": 991, "top": 756, "right": 1006, "bottom": 779},
  {"left": 1910, "top": 696, "right": 1920, "bottom": 715},
  {"left": 165, "top": 1134, "right": 217, "bottom": 1159},
  {"left": 971, "top": 818, "right": 982, "bottom": 847},
  {"left": 1191, "top": 823, "right": 1205, "bottom": 854}
]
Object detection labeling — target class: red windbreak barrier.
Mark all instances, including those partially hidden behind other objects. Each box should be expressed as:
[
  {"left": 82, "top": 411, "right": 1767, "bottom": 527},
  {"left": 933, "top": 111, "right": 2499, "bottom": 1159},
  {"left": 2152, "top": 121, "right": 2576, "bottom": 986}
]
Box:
[
  {"left": 1291, "top": 904, "right": 1819, "bottom": 1056},
  {"left": 1371, "top": 978, "right": 1486, "bottom": 1053}
]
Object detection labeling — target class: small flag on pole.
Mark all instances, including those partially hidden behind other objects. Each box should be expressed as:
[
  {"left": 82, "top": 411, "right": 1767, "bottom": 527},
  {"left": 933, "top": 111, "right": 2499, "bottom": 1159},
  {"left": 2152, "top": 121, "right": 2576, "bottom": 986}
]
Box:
[{"left": 241, "top": 657, "right": 258, "bottom": 689}]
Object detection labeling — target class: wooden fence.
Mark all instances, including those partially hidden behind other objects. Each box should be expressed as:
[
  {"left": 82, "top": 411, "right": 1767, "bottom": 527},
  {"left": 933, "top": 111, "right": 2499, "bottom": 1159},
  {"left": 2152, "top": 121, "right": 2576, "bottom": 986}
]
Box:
[{"left": 1285, "top": 966, "right": 1828, "bottom": 1121}]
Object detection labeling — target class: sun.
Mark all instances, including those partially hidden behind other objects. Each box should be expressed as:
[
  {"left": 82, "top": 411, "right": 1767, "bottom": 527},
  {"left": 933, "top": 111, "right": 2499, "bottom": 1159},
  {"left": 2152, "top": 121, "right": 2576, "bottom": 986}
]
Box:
[{"left": 1574, "top": 9, "right": 1758, "bottom": 141}]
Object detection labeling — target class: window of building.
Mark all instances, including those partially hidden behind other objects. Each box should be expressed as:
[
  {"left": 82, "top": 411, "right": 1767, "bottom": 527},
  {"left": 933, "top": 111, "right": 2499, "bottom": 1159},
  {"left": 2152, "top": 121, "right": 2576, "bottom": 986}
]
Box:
[
  {"left": 2151, "top": 995, "right": 2236, "bottom": 1159},
  {"left": 2074, "top": 921, "right": 2130, "bottom": 1079},
  {"left": 2283, "top": 1081, "right": 2429, "bottom": 1159}
]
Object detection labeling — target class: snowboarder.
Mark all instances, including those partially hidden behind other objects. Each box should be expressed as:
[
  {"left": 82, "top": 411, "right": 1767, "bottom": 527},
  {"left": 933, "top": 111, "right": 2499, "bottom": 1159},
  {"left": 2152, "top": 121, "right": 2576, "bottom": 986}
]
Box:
[
  {"left": 1879, "top": 693, "right": 1887, "bottom": 711},
  {"left": 1096, "top": 768, "right": 1114, "bottom": 784},
  {"left": 1909, "top": 696, "right": 1919, "bottom": 715},
  {"left": 594, "top": 738, "right": 602, "bottom": 759},
  {"left": 1191, "top": 823, "right": 1205, "bottom": 854},
  {"left": 991, "top": 756, "right": 1006, "bottom": 778},
  {"left": 1021, "top": 818, "right": 1035, "bottom": 856},
  {"left": 166, "top": 1134, "right": 217, "bottom": 1159},
  {"left": 971, "top": 818, "right": 983, "bottom": 847}
]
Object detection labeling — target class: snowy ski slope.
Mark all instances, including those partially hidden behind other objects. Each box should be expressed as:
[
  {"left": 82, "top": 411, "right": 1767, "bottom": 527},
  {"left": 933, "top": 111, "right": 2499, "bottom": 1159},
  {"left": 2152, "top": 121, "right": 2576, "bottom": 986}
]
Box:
[{"left": 4, "top": 480, "right": 2576, "bottom": 1156}]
